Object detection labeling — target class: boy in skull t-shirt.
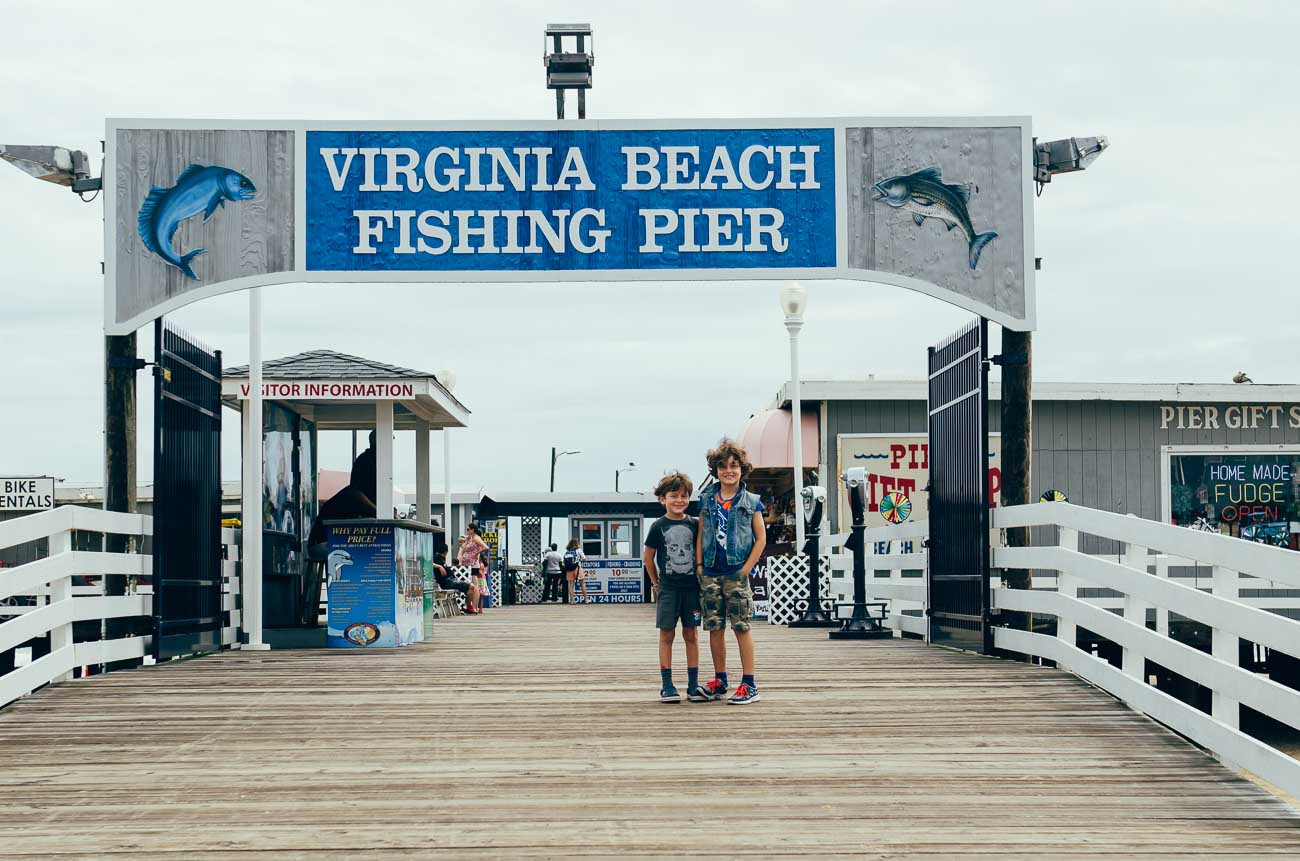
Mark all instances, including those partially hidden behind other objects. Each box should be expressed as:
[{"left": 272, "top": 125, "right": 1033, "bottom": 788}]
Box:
[{"left": 643, "top": 471, "right": 702, "bottom": 703}]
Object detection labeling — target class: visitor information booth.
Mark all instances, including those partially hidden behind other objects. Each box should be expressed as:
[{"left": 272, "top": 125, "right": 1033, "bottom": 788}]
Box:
[{"left": 222, "top": 350, "right": 470, "bottom": 647}]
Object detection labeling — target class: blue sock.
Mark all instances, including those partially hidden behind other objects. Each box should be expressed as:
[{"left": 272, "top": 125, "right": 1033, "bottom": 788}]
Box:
[
  {"left": 742, "top": 674, "right": 756, "bottom": 689},
  {"left": 660, "top": 668, "right": 673, "bottom": 689},
  {"left": 716, "top": 671, "right": 728, "bottom": 688},
  {"left": 687, "top": 667, "right": 699, "bottom": 690}
]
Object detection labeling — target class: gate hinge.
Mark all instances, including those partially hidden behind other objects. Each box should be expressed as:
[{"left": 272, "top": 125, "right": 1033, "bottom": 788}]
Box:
[
  {"left": 152, "top": 365, "right": 172, "bottom": 382},
  {"left": 989, "top": 352, "right": 1028, "bottom": 367},
  {"left": 108, "top": 356, "right": 147, "bottom": 371}
]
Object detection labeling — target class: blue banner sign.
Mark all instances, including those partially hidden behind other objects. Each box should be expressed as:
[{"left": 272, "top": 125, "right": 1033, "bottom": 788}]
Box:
[
  {"left": 107, "top": 118, "right": 1035, "bottom": 334},
  {"left": 305, "top": 129, "right": 836, "bottom": 272}
]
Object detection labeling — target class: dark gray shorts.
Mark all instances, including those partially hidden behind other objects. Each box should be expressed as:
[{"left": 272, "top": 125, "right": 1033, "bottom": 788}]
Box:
[{"left": 656, "top": 576, "right": 701, "bottom": 630}]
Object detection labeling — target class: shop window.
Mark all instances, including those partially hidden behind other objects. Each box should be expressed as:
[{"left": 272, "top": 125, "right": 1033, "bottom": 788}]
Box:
[{"left": 1169, "top": 452, "right": 1298, "bottom": 549}]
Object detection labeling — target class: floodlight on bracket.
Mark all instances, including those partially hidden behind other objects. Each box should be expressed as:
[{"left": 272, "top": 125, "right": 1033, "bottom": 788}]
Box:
[
  {"left": 544, "top": 23, "right": 594, "bottom": 120},
  {"left": 1033, "top": 135, "right": 1108, "bottom": 195},
  {"left": 0, "top": 143, "right": 103, "bottom": 200}
]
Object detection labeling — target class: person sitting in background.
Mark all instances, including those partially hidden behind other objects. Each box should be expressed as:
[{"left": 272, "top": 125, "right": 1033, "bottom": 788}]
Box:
[
  {"left": 306, "top": 442, "right": 378, "bottom": 550},
  {"left": 433, "top": 547, "right": 480, "bottom": 615}
]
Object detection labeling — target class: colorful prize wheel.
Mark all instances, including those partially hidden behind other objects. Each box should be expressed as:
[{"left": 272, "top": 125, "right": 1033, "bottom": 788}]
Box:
[
  {"left": 880, "top": 491, "right": 912, "bottom": 524},
  {"left": 1040, "top": 489, "right": 1069, "bottom": 503}
]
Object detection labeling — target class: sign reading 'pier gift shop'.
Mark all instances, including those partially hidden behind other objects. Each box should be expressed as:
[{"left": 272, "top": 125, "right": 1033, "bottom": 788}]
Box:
[{"left": 106, "top": 118, "right": 1035, "bottom": 334}]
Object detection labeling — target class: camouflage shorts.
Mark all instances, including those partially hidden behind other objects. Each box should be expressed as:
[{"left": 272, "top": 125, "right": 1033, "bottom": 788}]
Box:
[{"left": 698, "top": 572, "right": 753, "bottom": 633}]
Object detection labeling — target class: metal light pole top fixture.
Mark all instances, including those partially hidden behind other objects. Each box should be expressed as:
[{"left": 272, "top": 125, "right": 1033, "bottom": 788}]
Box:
[
  {"left": 780, "top": 281, "right": 808, "bottom": 325},
  {"left": 615, "top": 461, "right": 637, "bottom": 492},
  {"left": 544, "top": 23, "right": 594, "bottom": 120}
]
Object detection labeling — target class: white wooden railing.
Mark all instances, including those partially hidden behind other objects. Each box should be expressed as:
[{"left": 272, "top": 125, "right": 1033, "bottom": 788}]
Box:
[
  {"left": 1, "top": 507, "right": 242, "bottom": 708},
  {"left": 989, "top": 502, "right": 1300, "bottom": 797},
  {"left": 1, "top": 506, "right": 152, "bottom": 706}
]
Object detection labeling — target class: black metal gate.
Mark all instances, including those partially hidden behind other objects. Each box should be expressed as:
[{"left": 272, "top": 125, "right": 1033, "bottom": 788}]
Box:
[
  {"left": 926, "top": 318, "right": 992, "bottom": 653},
  {"left": 152, "top": 319, "right": 224, "bottom": 660}
]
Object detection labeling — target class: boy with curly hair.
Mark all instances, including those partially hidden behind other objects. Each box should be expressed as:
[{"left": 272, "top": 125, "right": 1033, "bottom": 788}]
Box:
[{"left": 692, "top": 439, "right": 766, "bottom": 704}]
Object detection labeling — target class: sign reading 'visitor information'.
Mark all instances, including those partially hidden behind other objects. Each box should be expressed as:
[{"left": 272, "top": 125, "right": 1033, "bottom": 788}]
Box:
[{"left": 107, "top": 119, "right": 1034, "bottom": 334}]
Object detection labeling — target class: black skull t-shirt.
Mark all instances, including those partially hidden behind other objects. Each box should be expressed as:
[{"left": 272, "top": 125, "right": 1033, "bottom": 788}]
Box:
[{"left": 644, "top": 515, "right": 698, "bottom": 582}]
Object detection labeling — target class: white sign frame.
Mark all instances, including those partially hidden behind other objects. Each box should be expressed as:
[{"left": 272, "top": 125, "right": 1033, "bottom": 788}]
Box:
[{"left": 105, "top": 116, "right": 1036, "bottom": 335}]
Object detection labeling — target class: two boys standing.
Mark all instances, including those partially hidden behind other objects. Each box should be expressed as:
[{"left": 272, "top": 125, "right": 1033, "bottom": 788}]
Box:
[{"left": 643, "top": 439, "right": 766, "bottom": 706}]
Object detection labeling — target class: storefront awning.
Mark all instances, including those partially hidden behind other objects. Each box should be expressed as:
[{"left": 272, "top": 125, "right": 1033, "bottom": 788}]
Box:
[{"left": 737, "top": 408, "right": 819, "bottom": 469}]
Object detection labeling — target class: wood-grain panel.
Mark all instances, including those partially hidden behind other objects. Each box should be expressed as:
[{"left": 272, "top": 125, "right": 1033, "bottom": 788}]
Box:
[{"left": 114, "top": 128, "right": 295, "bottom": 325}]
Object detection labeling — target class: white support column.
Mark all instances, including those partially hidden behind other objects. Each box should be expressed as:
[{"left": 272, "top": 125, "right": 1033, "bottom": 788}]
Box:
[
  {"left": 1056, "top": 527, "right": 1078, "bottom": 651},
  {"left": 443, "top": 428, "right": 453, "bottom": 538},
  {"left": 788, "top": 323, "right": 806, "bottom": 550},
  {"left": 1211, "top": 564, "right": 1241, "bottom": 730},
  {"left": 1121, "top": 543, "right": 1149, "bottom": 683},
  {"left": 1155, "top": 555, "right": 1171, "bottom": 638},
  {"left": 375, "top": 400, "right": 394, "bottom": 518},
  {"left": 48, "top": 528, "right": 74, "bottom": 681},
  {"left": 242, "top": 289, "right": 268, "bottom": 650},
  {"left": 415, "top": 420, "right": 431, "bottom": 525}
]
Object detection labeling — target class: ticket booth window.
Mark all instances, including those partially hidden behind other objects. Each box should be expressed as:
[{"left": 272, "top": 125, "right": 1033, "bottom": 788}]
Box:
[
  {"left": 608, "top": 520, "right": 633, "bottom": 557},
  {"left": 581, "top": 522, "right": 603, "bottom": 557}
]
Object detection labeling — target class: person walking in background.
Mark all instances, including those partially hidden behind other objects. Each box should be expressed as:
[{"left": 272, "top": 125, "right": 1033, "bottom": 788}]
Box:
[
  {"left": 458, "top": 522, "right": 489, "bottom": 614},
  {"left": 541, "top": 543, "right": 565, "bottom": 602},
  {"left": 563, "top": 538, "right": 588, "bottom": 604}
]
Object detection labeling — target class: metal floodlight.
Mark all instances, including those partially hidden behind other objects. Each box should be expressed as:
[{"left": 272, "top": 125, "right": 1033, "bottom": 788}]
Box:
[
  {"left": 0, "top": 144, "right": 101, "bottom": 194},
  {"left": 1033, "top": 136, "right": 1109, "bottom": 187},
  {"left": 544, "top": 23, "right": 594, "bottom": 120}
]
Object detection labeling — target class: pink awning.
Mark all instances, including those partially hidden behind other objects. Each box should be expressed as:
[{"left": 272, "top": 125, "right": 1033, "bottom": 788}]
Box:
[{"left": 736, "top": 408, "right": 819, "bottom": 469}]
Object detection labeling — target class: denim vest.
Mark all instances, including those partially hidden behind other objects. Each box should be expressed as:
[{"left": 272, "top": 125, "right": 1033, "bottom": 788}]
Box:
[{"left": 700, "top": 483, "right": 761, "bottom": 570}]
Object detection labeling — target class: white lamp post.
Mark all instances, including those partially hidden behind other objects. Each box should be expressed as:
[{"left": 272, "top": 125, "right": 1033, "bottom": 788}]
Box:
[{"left": 780, "top": 282, "right": 808, "bottom": 550}]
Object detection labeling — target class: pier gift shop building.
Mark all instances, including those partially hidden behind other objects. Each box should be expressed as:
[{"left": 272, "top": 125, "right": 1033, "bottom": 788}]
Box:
[{"left": 763, "top": 380, "right": 1300, "bottom": 548}]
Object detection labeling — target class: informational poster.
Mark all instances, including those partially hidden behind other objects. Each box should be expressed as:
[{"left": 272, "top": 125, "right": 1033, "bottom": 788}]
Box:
[
  {"left": 836, "top": 434, "right": 1002, "bottom": 530},
  {"left": 1169, "top": 451, "right": 1299, "bottom": 548},
  {"left": 578, "top": 558, "right": 645, "bottom": 604},
  {"left": 326, "top": 523, "right": 425, "bottom": 647}
]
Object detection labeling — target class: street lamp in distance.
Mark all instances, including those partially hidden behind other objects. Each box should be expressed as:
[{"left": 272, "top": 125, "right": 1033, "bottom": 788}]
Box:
[
  {"left": 615, "top": 461, "right": 637, "bottom": 492},
  {"left": 549, "top": 447, "right": 580, "bottom": 545},
  {"left": 780, "top": 282, "right": 809, "bottom": 550}
]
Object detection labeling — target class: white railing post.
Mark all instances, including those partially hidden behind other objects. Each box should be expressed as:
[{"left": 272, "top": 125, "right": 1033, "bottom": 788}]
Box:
[
  {"left": 47, "top": 528, "right": 74, "bottom": 683},
  {"left": 1211, "top": 564, "right": 1241, "bottom": 730},
  {"left": 1121, "top": 543, "right": 1150, "bottom": 684},
  {"left": 1057, "top": 527, "right": 1079, "bottom": 650},
  {"left": 1154, "top": 555, "right": 1171, "bottom": 637}
]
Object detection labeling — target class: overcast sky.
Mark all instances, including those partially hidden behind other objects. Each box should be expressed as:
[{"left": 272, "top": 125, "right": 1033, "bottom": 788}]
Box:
[{"left": 2, "top": 0, "right": 1297, "bottom": 500}]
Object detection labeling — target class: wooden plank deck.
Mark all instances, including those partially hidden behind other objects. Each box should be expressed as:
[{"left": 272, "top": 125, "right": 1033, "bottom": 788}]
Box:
[{"left": 4, "top": 603, "right": 1300, "bottom": 858}]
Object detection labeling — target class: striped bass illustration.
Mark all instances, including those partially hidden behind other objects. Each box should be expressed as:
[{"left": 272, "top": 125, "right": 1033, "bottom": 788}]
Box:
[
  {"left": 871, "top": 167, "right": 997, "bottom": 270},
  {"left": 137, "top": 163, "right": 256, "bottom": 280}
]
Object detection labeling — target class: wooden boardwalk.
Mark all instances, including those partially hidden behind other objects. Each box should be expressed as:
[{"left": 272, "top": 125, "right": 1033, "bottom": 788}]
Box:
[{"left": 4, "top": 604, "right": 1300, "bottom": 858}]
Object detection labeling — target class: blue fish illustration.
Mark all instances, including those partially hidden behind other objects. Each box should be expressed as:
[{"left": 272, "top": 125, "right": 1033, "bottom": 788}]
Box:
[
  {"left": 137, "top": 163, "right": 256, "bottom": 280},
  {"left": 871, "top": 167, "right": 997, "bottom": 270}
]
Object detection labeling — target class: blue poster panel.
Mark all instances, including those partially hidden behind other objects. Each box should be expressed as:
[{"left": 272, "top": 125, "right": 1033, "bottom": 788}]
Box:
[{"left": 326, "top": 523, "right": 401, "bottom": 647}]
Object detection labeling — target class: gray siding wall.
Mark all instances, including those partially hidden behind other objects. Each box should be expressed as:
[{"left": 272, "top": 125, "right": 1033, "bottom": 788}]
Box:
[{"left": 826, "top": 398, "right": 1300, "bottom": 539}]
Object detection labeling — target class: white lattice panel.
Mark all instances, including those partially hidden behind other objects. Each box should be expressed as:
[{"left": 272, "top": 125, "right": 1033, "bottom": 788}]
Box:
[
  {"left": 767, "top": 554, "right": 834, "bottom": 626},
  {"left": 517, "top": 575, "right": 544, "bottom": 604}
]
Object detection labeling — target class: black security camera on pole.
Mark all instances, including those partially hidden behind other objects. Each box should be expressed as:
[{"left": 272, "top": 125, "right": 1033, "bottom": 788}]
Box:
[
  {"left": 830, "top": 467, "right": 891, "bottom": 640},
  {"left": 789, "top": 485, "right": 836, "bottom": 628}
]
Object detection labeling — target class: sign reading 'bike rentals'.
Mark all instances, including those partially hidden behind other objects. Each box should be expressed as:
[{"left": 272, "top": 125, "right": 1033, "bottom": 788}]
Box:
[{"left": 106, "top": 119, "right": 1034, "bottom": 334}]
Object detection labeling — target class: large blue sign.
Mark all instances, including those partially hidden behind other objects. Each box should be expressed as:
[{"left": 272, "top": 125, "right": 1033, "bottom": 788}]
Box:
[
  {"left": 107, "top": 118, "right": 1036, "bottom": 334},
  {"left": 305, "top": 129, "right": 836, "bottom": 272}
]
